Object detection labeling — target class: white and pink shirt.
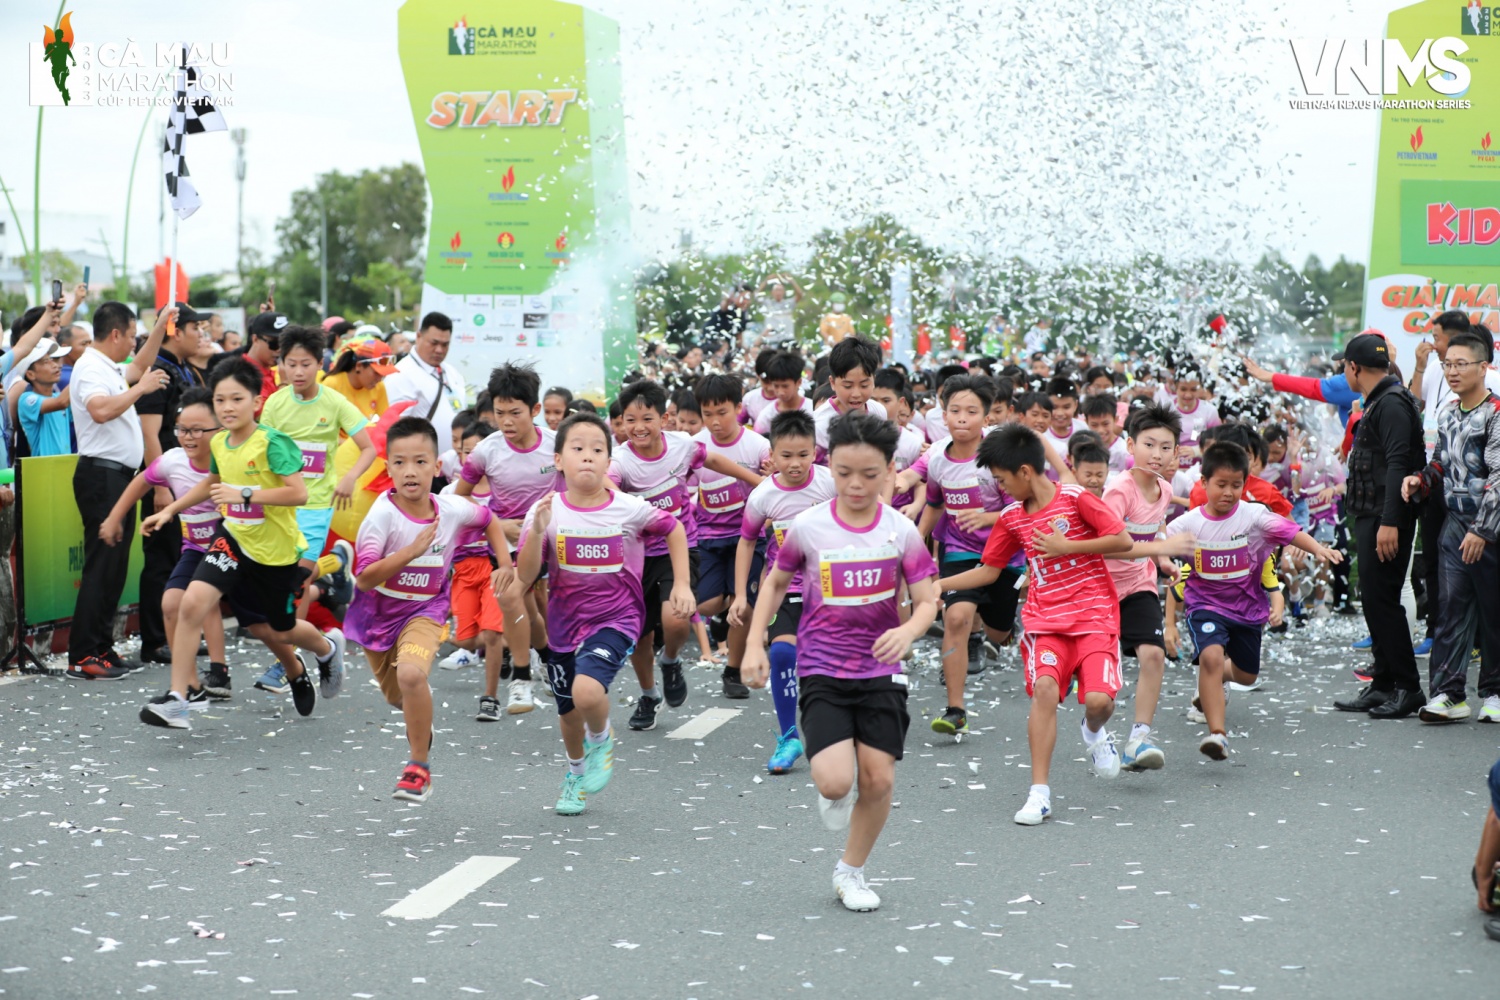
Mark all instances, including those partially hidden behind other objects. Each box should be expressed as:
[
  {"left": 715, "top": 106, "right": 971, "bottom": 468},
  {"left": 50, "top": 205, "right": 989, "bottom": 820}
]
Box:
[
  {"left": 1106, "top": 434, "right": 1131, "bottom": 474},
  {"left": 521, "top": 490, "right": 678, "bottom": 653},
  {"left": 813, "top": 398, "right": 888, "bottom": 463},
  {"left": 924, "top": 405, "right": 948, "bottom": 444},
  {"left": 923, "top": 437, "right": 1008, "bottom": 555},
  {"left": 1298, "top": 457, "right": 1346, "bottom": 525},
  {"left": 1170, "top": 399, "right": 1221, "bottom": 469},
  {"left": 459, "top": 426, "right": 562, "bottom": 521},
  {"left": 344, "top": 491, "right": 493, "bottom": 650},
  {"left": 1164, "top": 500, "right": 1299, "bottom": 625},
  {"left": 740, "top": 386, "right": 779, "bottom": 427},
  {"left": 752, "top": 396, "right": 814, "bottom": 436},
  {"left": 739, "top": 465, "right": 837, "bottom": 593},
  {"left": 144, "top": 448, "right": 218, "bottom": 552},
  {"left": 1101, "top": 471, "right": 1171, "bottom": 598},
  {"left": 608, "top": 431, "right": 707, "bottom": 556},
  {"left": 892, "top": 423, "right": 926, "bottom": 507},
  {"left": 774, "top": 500, "right": 938, "bottom": 680},
  {"left": 692, "top": 427, "right": 769, "bottom": 541},
  {"left": 441, "top": 480, "right": 494, "bottom": 563}
]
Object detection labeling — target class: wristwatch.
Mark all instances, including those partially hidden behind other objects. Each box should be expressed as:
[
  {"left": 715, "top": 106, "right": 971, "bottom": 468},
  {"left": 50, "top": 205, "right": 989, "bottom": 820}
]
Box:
[{"left": 240, "top": 486, "right": 255, "bottom": 504}]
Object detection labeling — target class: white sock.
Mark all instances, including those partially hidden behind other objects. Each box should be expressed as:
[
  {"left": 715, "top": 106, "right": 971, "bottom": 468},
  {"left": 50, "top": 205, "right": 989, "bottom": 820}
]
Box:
[
  {"left": 169, "top": 690, "right": 186, "bottom": 702},
  {"left": 834, "top": 859, "right": 862, "bottom": 877},
  {"left": 1081, "top": 719, "right": 1105, "bottom": 748},
  {"left": 318, "top": 636, "right": 335, "bottom": 663},
  {"left": 659, "top": 656, "right": 680, "bottom": 667},
  {"left": 1130, "top": 723, "right": 1151, "bottom": 742},
  {"left": 585, "top": 722, "right": 611, "bottom": 745},
  {"left": 1030, "top": 783, "right": 1050, "bottom": 800},
  {"left": 641, "top": 686, "right": 661, "bottom": 701},
  {"left": 567, "top": 756, "right": 585, "bottom": 776}
]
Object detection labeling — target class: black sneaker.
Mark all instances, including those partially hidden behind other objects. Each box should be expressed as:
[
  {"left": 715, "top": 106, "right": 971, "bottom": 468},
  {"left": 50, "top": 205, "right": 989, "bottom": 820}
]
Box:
[
  {"left": 201, "top": 663, "right": 232, "bottom": 700},
  {"left": 966, "top": 634, "right": 986, "bottom": 675},
  {"left": 141, "top": 645, "right": 173, "bottom": 665},
  {"left": 930, "top": 706, "right": 969, "bottom": 736},
  {"left": 628, "top": 694, "right": 662, "bottom": 731},
  {"left": 185, "top": 685, "right": 211, "bottom": 712},
  {"left": 661, "top": 659, "right": 687, "bottom": 707},
  {"left": 721, "top": 667, "right": 749, "bottom": 700},
  {"left": 289, "top": 668, "right": 317, "bottom": 717},
  {"left": 105, "top": 649, "right": 146, "bottom": 674},
  {"left": 476, "top": 695, "right": 501, "bottom": 722},
  {"left": 500, "top": 648, "right": 514, "bottom": 682}
]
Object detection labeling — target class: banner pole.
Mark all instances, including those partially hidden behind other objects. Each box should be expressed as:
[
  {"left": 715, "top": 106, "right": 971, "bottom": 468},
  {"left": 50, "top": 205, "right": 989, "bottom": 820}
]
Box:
[{"left": 1, "top": 459, "right": 51, "bottom": 675}]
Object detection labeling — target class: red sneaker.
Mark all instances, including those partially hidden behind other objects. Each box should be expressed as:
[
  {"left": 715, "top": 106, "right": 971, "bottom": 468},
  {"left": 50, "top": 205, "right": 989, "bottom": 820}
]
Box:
[
  {"left": 392, "top": 763, "right": 432, "bottom": 803},
  {"left": 66, "top": 655, "right": 131, "bottom": 681}
]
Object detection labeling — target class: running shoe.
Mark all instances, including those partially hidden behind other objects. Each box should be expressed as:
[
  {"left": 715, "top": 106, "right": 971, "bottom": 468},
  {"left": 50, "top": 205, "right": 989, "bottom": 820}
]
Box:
[
  {"left": 930, "top": 706, "right": 969, "bottom": 736},
  {"left": 141, "top": 645, "right": 173, "bottom": 665},
  {"left": 1351, "top": 635, "right": 1373, "bottom": 650},
  {"left": 318, "top": 628, "right": 346, "bottom": 699},
  {"left": 1121, "top": 736, "right": 1164, "bottom": 771},
  {"left": 767, "top": 728, "right": 804, "bottom": 774},
  {"left": 1090, "top": 733, "right": 1121, "bottom": 778},
  {"left": 661, "top": 657, "right": 688, "bottom": 707},
  {"left": 1227, "top": 676, "right": 1264, "bottom": 693},
  {"left": 201, "top": 662, "right": 232, "bottom": 700},
  {"left": 966, "top": 633, "right": 985, "bottom": 675},
  {"left": 439, "top": 648, "right": 480, "bottom": 671},
  {"left": 323, "top": 539, "right": 355, "bottom": 608},
  {"left": 581, "top": 734, "right": 615, "bottom": 794},
  {"left": 140, "top": 693, "right": 191, "bottom": 729},
  {"left": 721, "top": 667, "right": 750, "bottom": 699},
  {"left": 832, "top": 869, "right": 881, "bottom": 912},
  {"left": 65, "top": 655, "right": 130, "bottom": 681},
  {"left": 1187, "top": 690, "right": 1228, "bottom": 725},
  {"left": 818, "top": 790, "right": 856, "bottom": 831},
  {"left": 1479, "top": 695, "right": 1500, "bottom": 723},
  {"left": 1352, "top": 664, "right": 1375, "bottom": 683},
  {"left": 506, "top": 679, "right": 535, "bottom": 714},
  {"left": 1413, "top": 636, "right": 1434, "bottom": 658},
  {"left": 392, "top": 763, "right": 431, "bottom": 803},
  {"left": 555, "top": 772, "right": 586, "bottom": 815},
  {"left": 628, "top": 694, "right": 661, "bottom": 731},
  {"left": 184, "top": 686, "right": 211, "bottom": 712},
  {"left": 476, "top": 695, "right": 502, "bottom": 722},
  {"left": 105, "top": 649, "right": 146, "bottom": 674},
  {"left": 1014, "top": 789, "right": 1051, "bottom": 825},
  {"left": 254, "top": 663, "right": 289, "bottom": 695},
  {"left": 1418, "top": 693, "right": 1470, "bottom": 723},
  {"left": 1199, "top": 732, "right": 1229, "bottom": 760},
  {"left": 289, "top": 667, "right": 317, "bottom": 717}
]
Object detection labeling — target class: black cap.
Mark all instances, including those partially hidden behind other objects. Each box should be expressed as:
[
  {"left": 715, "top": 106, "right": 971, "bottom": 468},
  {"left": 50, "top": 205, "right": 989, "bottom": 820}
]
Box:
[
  {"left": 173, "top": 301, "right": 207, "bottom": 325},
  {"left": 1332, "top": 333, "right": 1390, "bottom": 367},
  {"left": 248, "top": 311, "right": 289, "bottom": 339}
]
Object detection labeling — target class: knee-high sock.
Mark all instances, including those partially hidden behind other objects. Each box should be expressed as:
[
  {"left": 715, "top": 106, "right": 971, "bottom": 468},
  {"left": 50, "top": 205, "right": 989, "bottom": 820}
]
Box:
[{"left": 769, "top": 641, "right": 799, "bottom": 736}]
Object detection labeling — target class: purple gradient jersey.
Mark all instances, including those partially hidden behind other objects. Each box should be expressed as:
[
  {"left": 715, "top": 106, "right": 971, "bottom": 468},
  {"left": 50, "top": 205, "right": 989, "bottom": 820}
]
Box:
[
  {"left": 521, "top": 491, "right": 678, "bottom": 653},
  {"left": 692, "top": 427, "right": 769, "bottom": 540},
  {"left": 740, "top": 386, "right": 778, "bottom": 427},
  {"left": 344, "top": 492, "right": 493, "bottom": 651},
  {"left": 1165, "top": 499, "right": 1300, "bottom": 625},
  {"left": 923, "top": 437, "right": 1008, "bottom": 555},
  {"left": 774, "top": 500, "right": 938, "bottom": 680},
  {"left": 144, "top": 447, "right": 219, "bottom": 552},
  {"left": 440, "top": 481, "right": 494, "bottom": 562},
  {"left": 608, "top": 431, "right": 706, "bottom": 556},
  {"left": 892, "top": 424, "right": 925, "bottom": 507},
  {"left": 459, "top": 426, "right": 562, "bottom": 521},
  {"left": 1300, "top": 457, "right": 1346, "bottom": 525},
  {"left": 752, "top": 396, "right": 814, "bottom": 435},
  {"left": 813, "top": 398, "right": 887, "bottom": 464},
  {"left": 740, "top": 465, "right": 837, "bottom": 593}
]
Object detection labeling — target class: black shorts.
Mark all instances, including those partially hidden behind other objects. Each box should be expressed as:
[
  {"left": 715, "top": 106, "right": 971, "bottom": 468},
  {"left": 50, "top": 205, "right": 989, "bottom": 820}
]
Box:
[
  {"left": 799, "top": 673, "right": 911, "bottom": 761},
  {"left": 695, "top": 535, "right": 763, "bottom": 605},
  {"left": 768, "top": 594, "right": 802, "bottom": 641},
  {"left": 641, "top": 549, "right": 702, "bottom": 638},
  {"left": 192, "top": 527, "right": 303, "bottom": 633},
  {"left": 939, "top": 550, "right": 1021, "bottom": 632},
  {"left": 1118, "top": 590, "right": 1165, "bottom": 658},
  {"left": 1186, "top": 609, "right": 1264, "bottom": 675},
  {"left": 166, "top": 547, "right": 206, "bottom": 593}
]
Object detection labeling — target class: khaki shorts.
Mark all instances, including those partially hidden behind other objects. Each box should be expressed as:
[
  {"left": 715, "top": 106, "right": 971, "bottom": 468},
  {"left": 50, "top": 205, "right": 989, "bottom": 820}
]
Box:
[{"left": 364, "top": 616, "right": 448, "bottom": 706}]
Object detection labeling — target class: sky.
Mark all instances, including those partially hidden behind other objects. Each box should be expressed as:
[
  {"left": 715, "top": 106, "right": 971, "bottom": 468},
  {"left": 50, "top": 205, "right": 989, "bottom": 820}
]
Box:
[{"left": 0, "top": 0, "right": 1408, "bottom": 287}]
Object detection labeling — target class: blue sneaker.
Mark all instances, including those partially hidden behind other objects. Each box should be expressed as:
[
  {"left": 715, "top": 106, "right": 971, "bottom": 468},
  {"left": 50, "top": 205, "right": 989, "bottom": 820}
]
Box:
[
  {"left": 254, "top": 663, "right": 289, "bottom": 695},
  {"left": 1351, "top": 635, "right": 1374, "bottom": 651},
  {"left": 1121, "top": 736, "right": 1165, "bottom": 771},
  {"left": 555, "top": 772, "right": 587, "bottom": 815},
  {"left": 1414, "top": 636, "right": 1433, "bottom": 657},
  {"left": 767, "top": 728, "right": 804, "bottom": 774},
  {"left": 581, "top": 734, "right": 614, "bottom": 794}
]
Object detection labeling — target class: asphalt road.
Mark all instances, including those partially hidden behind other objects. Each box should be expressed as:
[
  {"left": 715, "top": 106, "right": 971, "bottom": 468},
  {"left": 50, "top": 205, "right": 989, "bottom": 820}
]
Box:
[{"left": 2, "top": 614, "right": 1498, "bottom": 1000}]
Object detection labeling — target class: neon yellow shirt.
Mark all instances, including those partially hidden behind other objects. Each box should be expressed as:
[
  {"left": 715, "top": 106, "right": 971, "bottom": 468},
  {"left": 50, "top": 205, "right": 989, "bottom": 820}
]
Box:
[
  {"left": 259, "top": 385, "right": 369, "bottom": 509},
  {"left": 209, "top": 425, "right": 307, "bottom": 566}
]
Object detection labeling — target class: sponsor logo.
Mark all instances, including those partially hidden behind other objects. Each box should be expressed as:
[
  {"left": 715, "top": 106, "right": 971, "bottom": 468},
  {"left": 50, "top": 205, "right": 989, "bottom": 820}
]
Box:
[{"left": 489, "top": 165, "right": 529, "bottom": 202}]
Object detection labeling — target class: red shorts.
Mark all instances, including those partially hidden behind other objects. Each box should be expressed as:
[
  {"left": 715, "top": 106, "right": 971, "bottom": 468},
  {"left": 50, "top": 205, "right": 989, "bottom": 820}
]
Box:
[
  {"left": 1021, "top": 632, "right": 1122, "bottom": 703},
  {"left": 451, "top": 555, "right": 504, "bottom": 641}
]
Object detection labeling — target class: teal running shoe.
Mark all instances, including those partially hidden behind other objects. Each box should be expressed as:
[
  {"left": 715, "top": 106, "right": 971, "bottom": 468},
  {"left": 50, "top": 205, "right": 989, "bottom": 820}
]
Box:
[
  {"left": 555, "top": 772, "right": 587, "bottom": 815},
  {"left": 767, "top": 728, "right": 804, "bottom": 774},
  {"left": 581, "top": 734, "right": 614, "bottom": 794}
]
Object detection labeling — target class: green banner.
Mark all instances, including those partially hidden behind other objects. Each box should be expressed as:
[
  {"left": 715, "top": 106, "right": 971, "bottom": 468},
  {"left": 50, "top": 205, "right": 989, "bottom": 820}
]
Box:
[
  {"left": 1364, "top": 0, "right": 1500, "bottom": 357},
  {"left": 20, "top": 455, "right": 143, "bottom": 626},
  {"left": 397, "top": 0, "right": 634, "bottom": 401}
]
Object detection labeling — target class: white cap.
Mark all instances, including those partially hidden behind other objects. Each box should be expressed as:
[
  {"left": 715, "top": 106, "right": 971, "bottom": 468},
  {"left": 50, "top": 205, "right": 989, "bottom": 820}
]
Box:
[{"left": 5, "top": 337, "right": 70, "bottom": 389}]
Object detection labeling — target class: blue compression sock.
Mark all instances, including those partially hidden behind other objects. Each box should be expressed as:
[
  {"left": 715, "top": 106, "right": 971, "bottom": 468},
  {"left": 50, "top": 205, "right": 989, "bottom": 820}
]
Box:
[{"left": 769, "top": 642, "right": 799, "bottom": 736}]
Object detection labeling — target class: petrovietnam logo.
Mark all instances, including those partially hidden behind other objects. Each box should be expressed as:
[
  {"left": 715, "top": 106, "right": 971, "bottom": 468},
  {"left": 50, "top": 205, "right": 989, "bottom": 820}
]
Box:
[
  {"left": 1400, "top": 126, "right": 1438, "bottom": 161},
  {"left": 1289, "top": 36, "right": 1471, "bottom": 97}
]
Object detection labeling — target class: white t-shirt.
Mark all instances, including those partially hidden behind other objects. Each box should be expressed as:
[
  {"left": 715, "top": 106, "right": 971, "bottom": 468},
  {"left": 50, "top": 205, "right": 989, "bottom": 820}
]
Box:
[
  {"left": 385, "top": 354, "right": 469, "bottom": 453},
  {"left": 71, "top": 347, "right": 144, "bottom": 468}
]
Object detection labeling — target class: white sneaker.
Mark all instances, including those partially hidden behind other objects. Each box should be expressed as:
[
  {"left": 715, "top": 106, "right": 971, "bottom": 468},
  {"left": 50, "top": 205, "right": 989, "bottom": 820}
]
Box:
[
  {"left": 1479, "top": 694, "right": 1500, "bottom": 723},
  {"left": 439, "top": 648, "right": 480, "bottom": 671},
  {"left": 817, "top": 790, "right": 857, "bottom": 831},
  {"left": 1199, "top": 732, "right": 1229, "bottom": 760},
  {"left": 832, "top": 869, "right": 881, "bottom": 912},
  {"left": 1187, "top": 688, "right": 1229, "bottom": 725},
  {"left": 1013, "top": 789, "right": 1051, "bottom": 826},
  {"left": 505, "top": 678, "right": 535, "bottom": 714},
  {"left": 1089, "top": 733, "right": 1121, "bottom": 778},
  {"left": 1419, "top": 693, "right": 1471, "bottom": 723}
]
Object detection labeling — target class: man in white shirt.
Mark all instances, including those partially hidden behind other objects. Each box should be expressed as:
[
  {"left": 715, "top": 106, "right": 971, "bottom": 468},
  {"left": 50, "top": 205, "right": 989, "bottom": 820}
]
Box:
[
  {"left": 383, "top": 312, "right": 468, "bottom": 463},
  {"left": 65, "top": 302, "right": 171, "bottom": 679}
]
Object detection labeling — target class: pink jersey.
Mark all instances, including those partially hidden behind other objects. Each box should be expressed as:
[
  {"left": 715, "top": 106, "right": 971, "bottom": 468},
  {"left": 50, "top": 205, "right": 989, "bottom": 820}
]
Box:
[
  {"left": 739, "top": 465, "right": 837, "bottom": 592},
  {"left": 1299, "top": 457, "right": 1345, "bottom": 524},
  {"left": 144, "top": 447, "right": 219, "bottom": 552},
  {"left": 813, "top": 398, "right": 888, "bottom": 463},
  {"left": 892, "top": 424, "right": 926, "bottom": 507},
  {"left": 924, "top": 437, "right": 1008, "bottom": 555},
  {"left": 692, "top": 426, "right": 769, "bottom": 540},
  {"left": 981, "top": 484, "right": 1125, "bottom": 635},
  {"left": 774, "top": 500, "right": 937, "bottom": 680},
  {"left": 740, "top": 386, "right": 779, "bottom": 427},
  {"left": 752, "top": 396, "right": 814, "bottom": 435},
  {"left": 345, "top": 491, "right": 493, "bottom": 650},
  {"left": 460, "top": 426, "right": 561, "bottom": 521},
  {"left": 1165, "top": 500, "right": 1299, "bottom": 625},
  {"left": 441, "top": 480, "right": 494, "bottom": 562},
  {"left": 1170, "top": 400, "right": 1221, "bottom": 469},
  {"left": 1102, "top": 471, "right": 1171, "bottom": 598},
  {"left": 608, "top": 431, "right": 706, "bottom": 556},
  {"left": 521, "top": 490, "right": 678, "bottom": 653}
]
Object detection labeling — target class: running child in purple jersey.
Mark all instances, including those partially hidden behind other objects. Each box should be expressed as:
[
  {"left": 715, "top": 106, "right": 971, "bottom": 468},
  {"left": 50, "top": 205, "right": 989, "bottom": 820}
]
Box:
[
  {"left": 743, "top": 410, "right": 939, "bottom": 913},
  {"left": 812, "top": 337, "right": 888, "bottom": 464},
  {"left": 516, "top": 413, "right": 691, "bottom": 816}
]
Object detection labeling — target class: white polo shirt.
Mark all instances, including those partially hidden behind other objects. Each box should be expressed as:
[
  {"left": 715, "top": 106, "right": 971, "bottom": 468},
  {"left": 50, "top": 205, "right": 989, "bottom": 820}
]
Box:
[
  {"left": 385, "top": 352, "right": 469, "bottom": 449},
  {"left": 70, "top": 346, "right": 144, "bottom": 468}
]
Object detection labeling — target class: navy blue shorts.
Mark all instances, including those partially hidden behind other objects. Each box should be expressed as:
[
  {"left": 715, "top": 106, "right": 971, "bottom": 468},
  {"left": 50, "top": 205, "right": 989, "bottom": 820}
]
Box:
[
  {"left": 695, "top": 536, "right": 763, "bottom": 605},
  {"left": 166, "top": 547, "right": 206, "bottom": 593},
  {"left": 545, "top": 627, "right": 636, "bottom": 716},
  {"left": 1185, "top": 609, "right": 1264, "bottom": 676}
]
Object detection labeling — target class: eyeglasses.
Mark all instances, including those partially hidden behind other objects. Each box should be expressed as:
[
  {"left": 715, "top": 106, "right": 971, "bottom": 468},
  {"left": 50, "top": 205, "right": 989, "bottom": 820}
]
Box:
[
  {"left": 1442, "top": 360, "right": 1484, "bottom": 373},
  {"left": 175, "top": 426, "right": 220, "bottom": 438}
]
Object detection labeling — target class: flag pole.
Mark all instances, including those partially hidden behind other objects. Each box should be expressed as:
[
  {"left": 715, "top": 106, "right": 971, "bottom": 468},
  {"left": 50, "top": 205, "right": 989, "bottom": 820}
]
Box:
[{"left": 164, "top": 44, "right": 186, "bottom": 338}]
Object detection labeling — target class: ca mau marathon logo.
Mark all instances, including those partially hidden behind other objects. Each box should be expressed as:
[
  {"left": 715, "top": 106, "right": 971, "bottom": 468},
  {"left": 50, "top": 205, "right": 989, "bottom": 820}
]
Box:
[
  {"left": 42, "top": 11, "right": 75, "bottom": 104},
  {"left": 1464, "top": 2, "right": 1496, "bottom": 35},
  {"left": 447, "top": 17, "right": 538, "bottom": 56},
  {"left": 29, "top": 18, "right": 234, "bottom": 109},
  {"left": 1287, "top": 35, "right": 1473, "bottom": 110}
]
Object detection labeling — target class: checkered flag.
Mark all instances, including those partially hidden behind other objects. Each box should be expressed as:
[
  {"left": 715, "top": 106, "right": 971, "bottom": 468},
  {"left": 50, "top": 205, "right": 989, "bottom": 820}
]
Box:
[{"left": 161, "top": 45, "right": 226, "bottom": 220}]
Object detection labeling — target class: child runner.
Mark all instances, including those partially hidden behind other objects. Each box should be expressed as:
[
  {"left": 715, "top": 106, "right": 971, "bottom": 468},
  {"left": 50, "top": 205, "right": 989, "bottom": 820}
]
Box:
[
  {"left": 1044, "top": 376, "right": 1086, "bottom": 453},
  {"left": 750, "top": 350, "right": 813, "bottom": 434},
  {"left": 515, "top": 412, "right": 692, "bottom": 815},
  {"left": 742, "top": 410, "right": 939, "bottom": 912},
  {"left": 1168, "top": 363, "right": 1221, "bottom": 471},
  {"left": 729, "top": 409, "right": 836, "bottom": 773},
  {"left": 137, "top": 361, "right": 347, "bottom": 729},
  {"left": 1081, "top": 393, "right": 1131, "bottom": 474},
  {"left": 940, "top": 425, "right": 1132, "bottom": 826},
  {"left": 1163, "top": 442, "right": 1342, "bottom": 758},
  {"left": 542, "top": 386, "right": 572, "bottom": 431},
  {"left": 1070, "top": 440, "right": 1111, "bottom": 496},
  {"left": 345, "top": 417, "right": 512, "bottom": 802},
  {"left": 813, "top": 336, "right": 887, "bottom": 463}
]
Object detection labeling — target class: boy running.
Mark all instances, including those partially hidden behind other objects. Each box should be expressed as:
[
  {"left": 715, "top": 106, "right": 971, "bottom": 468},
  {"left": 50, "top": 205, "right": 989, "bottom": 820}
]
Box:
[{"left": 813, "top": 337, "right": 887, "bottom": 463}]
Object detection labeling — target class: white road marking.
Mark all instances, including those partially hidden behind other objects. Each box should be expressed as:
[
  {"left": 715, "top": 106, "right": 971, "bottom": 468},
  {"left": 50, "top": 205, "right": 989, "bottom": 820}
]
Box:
[
  {"left": 665, "top": 707, "right": 742, "bottom": 740},
  {"left": 381, "top": 856, "right": 519, "bottom": 920}
]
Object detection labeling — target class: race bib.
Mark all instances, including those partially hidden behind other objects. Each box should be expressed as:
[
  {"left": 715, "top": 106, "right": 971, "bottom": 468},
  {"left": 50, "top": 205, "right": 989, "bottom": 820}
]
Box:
[
  {"left": 771, "top": 518, "right": 795, "bottom": 549},
  {"left": 640, "top": 477, "right": 683, "bottom": 516},
  {"left": 295, "top": 439, "right": 328, "bottom": 479},
  {"left": 941, "top": 476, "right": 982, "bottom": 511},
  {"left": 1124, "top": 519, "right": 1159, "bottom": 563},
  {"left": 180, "top": 509, "right": 221, "bottom": 547},
  {"left": 698, "top": 476, "right": 746, "bottom": 513},
  {"left": 221, "top": 484, "right": 263, "bottom": 525},
  {"left": 556, "top": 525, "right": 625, "bottom": 574},
  {"left": 376, "top": 553, "right": 445, "bottom": 601},
  {"left": 1194, "top": 538, "right": 1251, "bottom": 580},
  {"left": 818, "top": 545, "right": 898, "bottom": 606}
]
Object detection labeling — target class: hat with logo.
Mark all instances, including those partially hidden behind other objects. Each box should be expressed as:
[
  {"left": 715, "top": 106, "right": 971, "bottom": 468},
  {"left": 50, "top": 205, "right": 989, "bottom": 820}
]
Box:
[
  {"left": 11, "top": 337, "right": 71, "bottom": 385},
  {"left": 249, "top": 311, "right": 290, "bottom": 340},
  {"left": 1332, "top": 331, "right": 1391, "bottom": 367},
  {"left": 173, "top": 301, "right": 208, "bottom": 326},
  {"left": 348, "top": 338, "right": 399, "bottom": 375}
]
